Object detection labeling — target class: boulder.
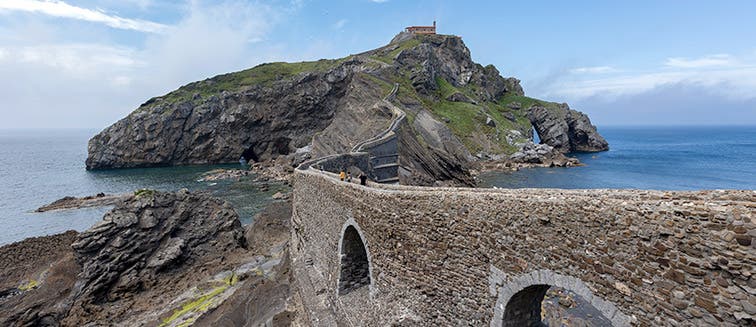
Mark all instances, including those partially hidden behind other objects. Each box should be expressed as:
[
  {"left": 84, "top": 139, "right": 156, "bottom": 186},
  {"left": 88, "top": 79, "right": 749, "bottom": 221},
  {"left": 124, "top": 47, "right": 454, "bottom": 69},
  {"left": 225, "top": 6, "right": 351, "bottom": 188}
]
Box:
[
  {"left": 527, "top": 104, "right": 608, "bottom": 153},
  {"left": 445, "top": 92, "right": 475, "bottom": 104},
  {"left": 485, "top": 116, "right": 497, "bottom": 127},
  {"left": 509, "top": 141, "right": 580, "bottom": 167}
]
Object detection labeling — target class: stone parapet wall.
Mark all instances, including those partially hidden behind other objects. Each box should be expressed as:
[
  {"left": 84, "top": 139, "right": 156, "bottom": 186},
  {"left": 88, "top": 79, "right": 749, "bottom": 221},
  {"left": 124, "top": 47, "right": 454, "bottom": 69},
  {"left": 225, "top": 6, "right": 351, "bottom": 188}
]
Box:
[
  {"left": 298, "top": 153, "right": 369, "bottom": 175},
  {"left": 291, "top": 169, "right": 755, "bottom": 326}
]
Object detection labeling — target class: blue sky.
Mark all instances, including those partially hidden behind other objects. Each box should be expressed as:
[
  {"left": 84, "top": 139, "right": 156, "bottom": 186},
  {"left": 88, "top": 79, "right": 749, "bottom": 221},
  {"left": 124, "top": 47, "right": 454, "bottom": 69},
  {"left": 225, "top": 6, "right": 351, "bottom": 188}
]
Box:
[{"left": 1, "top": 0, "right": 755, "bottom": 128}]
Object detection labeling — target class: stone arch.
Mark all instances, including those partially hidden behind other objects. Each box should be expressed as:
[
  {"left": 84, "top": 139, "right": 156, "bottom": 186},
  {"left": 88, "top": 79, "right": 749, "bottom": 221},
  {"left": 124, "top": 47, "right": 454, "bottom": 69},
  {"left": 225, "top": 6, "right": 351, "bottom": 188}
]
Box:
[
  {"left": 337, "top": 218, "right": 374, "bottom": 296},
  {"left": 490, "top": 269, "right": 630, "bottom": 327}
]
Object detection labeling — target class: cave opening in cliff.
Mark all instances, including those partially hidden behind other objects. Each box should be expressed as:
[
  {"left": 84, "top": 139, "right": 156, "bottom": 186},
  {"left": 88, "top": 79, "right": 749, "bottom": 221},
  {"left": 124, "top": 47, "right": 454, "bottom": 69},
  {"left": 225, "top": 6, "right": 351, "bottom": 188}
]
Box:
[
  {"left": 338, "top": 225, "right": 370, "bottom": 295},
  {"left": 241, "top": 145, "right": 259, "bottom": 162}
]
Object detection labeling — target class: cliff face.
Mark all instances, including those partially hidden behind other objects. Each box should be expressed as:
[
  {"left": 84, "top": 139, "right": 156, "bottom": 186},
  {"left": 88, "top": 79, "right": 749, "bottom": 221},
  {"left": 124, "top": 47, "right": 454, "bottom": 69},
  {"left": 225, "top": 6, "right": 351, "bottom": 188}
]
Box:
[
  {"left": 87, "top": 32, "right": 608, "bottom": 185},
  {"left": 528, "top": 104, "right": 608, "bottom": 153}
]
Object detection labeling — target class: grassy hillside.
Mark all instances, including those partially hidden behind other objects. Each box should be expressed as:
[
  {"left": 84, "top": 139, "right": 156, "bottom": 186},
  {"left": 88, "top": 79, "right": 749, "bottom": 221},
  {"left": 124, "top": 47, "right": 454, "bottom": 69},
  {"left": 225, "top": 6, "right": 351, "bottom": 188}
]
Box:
[{"left": 139, "top": 58, "right": 347, "bottom": 110}]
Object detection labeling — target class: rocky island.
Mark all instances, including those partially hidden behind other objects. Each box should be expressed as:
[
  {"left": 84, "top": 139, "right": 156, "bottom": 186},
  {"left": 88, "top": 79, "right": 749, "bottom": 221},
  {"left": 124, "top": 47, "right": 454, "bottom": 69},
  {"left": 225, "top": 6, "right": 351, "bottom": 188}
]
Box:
[{"left": 86, "top": 31, "right": 607, "bottom": 186}]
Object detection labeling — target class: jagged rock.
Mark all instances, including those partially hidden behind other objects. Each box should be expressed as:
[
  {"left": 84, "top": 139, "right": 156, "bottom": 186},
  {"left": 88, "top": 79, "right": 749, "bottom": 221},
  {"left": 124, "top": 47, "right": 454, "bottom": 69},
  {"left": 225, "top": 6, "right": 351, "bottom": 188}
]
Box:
[
  {"left": 36, "top": 193, "right": 129, "bottom": 212},
  {"left": 506, "top": 101, "right": 522, "bottom": 110},
  {"left": 509, "top": 141, "right": 580, "bottom": 167},
  {"left": 485, "top": 116, "right": 496, "bottom": 127},
  {"left": 502, "top": 111, "right": 516, "bottom": 122},
  {"left": 0, "top": 190, "right": 251, "bottom": 326},
  {"left": 399, "top": 110, "right": 475, "bottom": 186},
  {"left": 69, "top": 190, "right": 245, "bottom": 305},
  {"left": 272, "top": 192, "right": 288, "bottom": 200},
  {"left": 528, "top": 104, "right": 609, "bottom": 153},
  {"left": 445, "top": 92, "right": 475, "bottom": 103}
]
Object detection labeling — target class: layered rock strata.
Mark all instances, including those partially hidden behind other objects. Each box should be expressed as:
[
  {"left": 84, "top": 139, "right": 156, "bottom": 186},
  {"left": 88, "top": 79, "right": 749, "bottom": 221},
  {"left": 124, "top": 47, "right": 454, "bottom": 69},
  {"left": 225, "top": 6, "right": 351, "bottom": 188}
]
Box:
[
  {"left": 87, "top": 33, "right": 608, "bottom": 185},
  {"left": 0, "top": 190, "right": 296, "bottom": 326}
]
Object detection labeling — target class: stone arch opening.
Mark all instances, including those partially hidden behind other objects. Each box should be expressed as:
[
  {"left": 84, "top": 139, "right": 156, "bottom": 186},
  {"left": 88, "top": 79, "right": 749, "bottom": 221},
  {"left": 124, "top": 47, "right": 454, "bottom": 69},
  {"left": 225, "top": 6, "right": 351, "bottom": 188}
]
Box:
[
  {"left": 502, "top": 284, "right": 550, "bottom": 326},
  {"left": 337, "top": 225, "right": 371, "bottom": 296},
  {"left": 492, "top": 269, "right": 630, "bottom": 327}
]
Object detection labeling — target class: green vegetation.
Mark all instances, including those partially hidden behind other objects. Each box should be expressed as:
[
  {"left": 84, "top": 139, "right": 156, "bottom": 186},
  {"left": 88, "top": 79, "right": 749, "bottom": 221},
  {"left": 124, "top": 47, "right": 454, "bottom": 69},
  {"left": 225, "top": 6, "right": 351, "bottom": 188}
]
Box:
[
  {"left": 372, "top": 37, "right": 421, "bottom": 64},
  {"left": 435, "top": 76, "right": 459, "bottom": 99},
  {"left": 141, "top": 58, "right": 348, "bottom": 109},
  {"left": 359, "top": 73, "right": 393, "bottom": 95},
  {"left": 419, "top": 77, "right": 530, "bottom": 154},
  {"left": 134, "top": 189, "right": 156, "bottom": 197},
  {"left": 498, "top": 94, "right": 561, "bottom": 111},
  {"left": 160, "top": 273, "right": 238, "bottom": 327}
]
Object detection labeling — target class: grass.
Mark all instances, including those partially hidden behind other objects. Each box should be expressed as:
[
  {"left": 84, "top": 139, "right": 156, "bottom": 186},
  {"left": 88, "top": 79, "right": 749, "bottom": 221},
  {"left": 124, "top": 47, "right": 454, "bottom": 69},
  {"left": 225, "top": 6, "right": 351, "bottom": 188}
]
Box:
[
  {"left": 139, "top": 58, "right": 347, "bottom": 110},
  {"left": 134, "top": 189, "right": 156, "bottom": 197},
  {"left": 498, "top": 94, "right": 561, "bottom": 111},
  {"left": 435, "top": 76, "right": 459, "bottom": 99},
  {"left": 422, "top": 77, "right": 534, "bottom": 154},
  {"left": 371, "top": 37, "right": 422, "bottom": 64},
  {"left": 360, "top": 73, "right": 393, "bottom": 95}
]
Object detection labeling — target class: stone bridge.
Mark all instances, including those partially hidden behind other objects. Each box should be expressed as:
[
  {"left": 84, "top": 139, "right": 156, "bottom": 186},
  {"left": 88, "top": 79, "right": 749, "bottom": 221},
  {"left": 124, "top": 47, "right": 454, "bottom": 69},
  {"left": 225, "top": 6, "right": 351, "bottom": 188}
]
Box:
[{"left": 290, "top": 168, "right": 755, "bottom": 326}]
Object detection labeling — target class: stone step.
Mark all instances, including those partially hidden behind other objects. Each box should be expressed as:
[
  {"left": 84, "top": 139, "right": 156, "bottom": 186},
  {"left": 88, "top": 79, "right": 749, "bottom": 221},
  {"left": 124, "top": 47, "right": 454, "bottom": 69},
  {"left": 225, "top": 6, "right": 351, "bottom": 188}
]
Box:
[
  {"left": 373, "top": 163, "right": 400, "bottom": 170},
  {"left": 376, "top": 177, "right": 399, "bottom": 184},
  {"left": 370, "top": 153, "right": 399, "bottom": 160}
]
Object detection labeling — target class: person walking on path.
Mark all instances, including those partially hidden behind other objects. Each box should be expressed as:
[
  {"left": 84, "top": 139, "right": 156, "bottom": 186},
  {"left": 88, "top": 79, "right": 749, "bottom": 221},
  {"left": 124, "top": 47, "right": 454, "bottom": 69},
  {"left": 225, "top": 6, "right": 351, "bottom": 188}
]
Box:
[
  {"left": 339, "top": 170, "right": 346, "bottom": 181},
  {"left": 347, "top": 171, "right": 353, "bottom": 183},
  {"left": 359, "top": 173, "right": 368, "bottom": 186}
]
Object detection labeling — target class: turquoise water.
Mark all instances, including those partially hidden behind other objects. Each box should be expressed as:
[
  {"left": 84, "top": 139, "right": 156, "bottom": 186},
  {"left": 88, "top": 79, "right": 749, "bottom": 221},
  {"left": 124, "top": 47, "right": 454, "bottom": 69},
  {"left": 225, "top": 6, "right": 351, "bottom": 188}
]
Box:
[
  {"left": 0, "top": 129, "right": 287, "bottom": 246},
  {"left": 479, "top": 126, "right": 756, "bottom": 190}
]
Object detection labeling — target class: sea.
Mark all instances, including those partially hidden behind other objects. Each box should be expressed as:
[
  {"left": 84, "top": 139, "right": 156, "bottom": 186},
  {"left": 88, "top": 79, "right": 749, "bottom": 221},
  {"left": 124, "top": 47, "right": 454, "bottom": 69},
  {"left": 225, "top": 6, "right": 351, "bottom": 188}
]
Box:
[
  {"left": 0, "top": 129, "right": 288, "bottom": 246},
  {"left": 0, "top": 126, "right": 754, "bottom": 246},
  {"left": 479, "top": 125, "right": 756, "bottom": 190}
]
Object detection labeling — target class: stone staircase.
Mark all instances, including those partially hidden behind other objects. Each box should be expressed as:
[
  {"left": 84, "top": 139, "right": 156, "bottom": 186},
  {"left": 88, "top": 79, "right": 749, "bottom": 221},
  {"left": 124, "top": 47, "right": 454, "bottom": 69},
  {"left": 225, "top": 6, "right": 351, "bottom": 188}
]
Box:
[{"left": 351, "top": 83, "right": 404, "bottom": 184}]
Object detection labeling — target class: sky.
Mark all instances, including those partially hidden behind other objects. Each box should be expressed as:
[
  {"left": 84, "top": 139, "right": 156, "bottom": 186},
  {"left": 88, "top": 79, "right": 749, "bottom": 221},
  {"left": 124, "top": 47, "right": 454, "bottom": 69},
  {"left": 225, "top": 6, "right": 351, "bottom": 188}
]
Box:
[{"left": 0, "top": 0, "right": 755, "bottom": 129}]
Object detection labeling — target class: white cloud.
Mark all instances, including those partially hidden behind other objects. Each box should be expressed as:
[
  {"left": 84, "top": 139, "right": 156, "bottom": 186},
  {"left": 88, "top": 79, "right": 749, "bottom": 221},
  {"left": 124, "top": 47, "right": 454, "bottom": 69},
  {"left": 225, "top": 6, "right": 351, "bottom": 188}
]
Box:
[
  {"left": 0, "top": 0, "right": 329, "bottom": 128},
  {"left": 539, "top": 53, "right": 756, "bottom": 102},
  {"left": 2, "top": 44, "right": 138, "bottom": 77},
  {"left": 332, "top": 19, "right": 347, "bottom": 30},
  {"left": 664, "top": 54, "right": 734, "bottom": 68},
  {"left": 569, "top": 66, "right": 618, "bottom": 74},
  {"left": 0, "top": 0, "right": 168, "bottom": 33}
]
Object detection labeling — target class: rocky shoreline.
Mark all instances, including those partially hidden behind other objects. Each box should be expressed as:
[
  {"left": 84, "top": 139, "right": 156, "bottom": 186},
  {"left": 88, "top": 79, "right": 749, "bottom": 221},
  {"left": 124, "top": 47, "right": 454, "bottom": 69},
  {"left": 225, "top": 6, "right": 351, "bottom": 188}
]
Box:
[
  {"left": 35, "top": 193, "right": 130, "bottom": 212},
  {"left": 1, "top": 190, "right": 299, "bottom": 326}
]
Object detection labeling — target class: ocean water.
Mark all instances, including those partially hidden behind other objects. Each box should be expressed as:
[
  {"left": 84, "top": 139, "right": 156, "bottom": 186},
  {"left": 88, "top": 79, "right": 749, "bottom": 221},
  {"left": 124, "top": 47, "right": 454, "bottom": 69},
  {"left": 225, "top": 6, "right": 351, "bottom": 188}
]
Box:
[
  {"left": 0, "top": 129, "right": 287, "bottom": 246},
  {"left": 479, "top": 126, "right": 756, "bottom": 190},
  {"left": 1, "top": 126, "right": 753, "bottom": 246}
]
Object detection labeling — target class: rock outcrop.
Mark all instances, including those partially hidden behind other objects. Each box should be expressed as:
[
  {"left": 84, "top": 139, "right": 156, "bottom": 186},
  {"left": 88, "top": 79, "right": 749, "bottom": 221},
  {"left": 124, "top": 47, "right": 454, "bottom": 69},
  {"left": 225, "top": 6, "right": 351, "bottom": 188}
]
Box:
[
  {"left": 35, "top": 193, "right": 129, "bottom": 212},
  {"left": 528, "top": 104, "right": 609, "bottom": 153},
  {"left": 508, "top": 141, "right": 580, "bottom": 167},
  {"left": 0, "top": 190, "right": 254, "bottom": 326},
  {"left": 87, "top": 32, "right": 607, "bottom": 185},
  {"left": 86, "top": 61, "right": 356, "bottom": 170},
  {"left": 68, "top": 189, "right": 245, "bottom": 307}
]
